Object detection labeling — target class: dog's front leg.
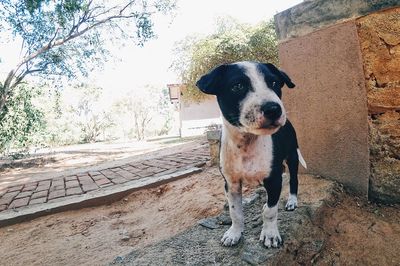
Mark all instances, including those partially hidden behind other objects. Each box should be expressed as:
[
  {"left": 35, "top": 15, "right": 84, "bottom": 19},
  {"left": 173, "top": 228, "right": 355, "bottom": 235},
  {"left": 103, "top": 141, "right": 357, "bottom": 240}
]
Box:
[
  {"left": 260, "top": 170, "right": 282, "bottom": 248},
  {"left": 221, "top": 181, "right": 243, "bottom": 246}
]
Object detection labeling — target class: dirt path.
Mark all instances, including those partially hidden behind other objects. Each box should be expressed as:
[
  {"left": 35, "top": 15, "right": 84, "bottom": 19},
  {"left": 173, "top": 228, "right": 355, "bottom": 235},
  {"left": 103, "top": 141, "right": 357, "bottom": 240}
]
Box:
[{"left": 0, "top": 137, "right": 204, "bottom": 188}]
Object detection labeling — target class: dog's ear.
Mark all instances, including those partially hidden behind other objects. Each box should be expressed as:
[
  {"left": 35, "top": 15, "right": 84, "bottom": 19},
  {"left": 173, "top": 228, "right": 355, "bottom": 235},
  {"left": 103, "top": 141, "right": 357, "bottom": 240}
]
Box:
[
  {"left": 263, "top": 63, "right": 295, "bottom": 89},
  {"left": 196, "top": 64, "right": 227, "bottom": 95}
]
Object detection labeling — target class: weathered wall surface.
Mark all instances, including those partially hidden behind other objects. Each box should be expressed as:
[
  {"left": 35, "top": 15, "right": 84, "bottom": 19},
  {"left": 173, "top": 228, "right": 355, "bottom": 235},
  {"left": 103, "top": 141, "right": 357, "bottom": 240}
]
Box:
[
  {"left": 275, "top": 0, "right": 400, "bottom": 41},
  {"left": 278, "top": 21, "right": 370, "bottom": 195},
  {"left": 357, "top": 8, "right": 400, "bottom": 202},
  {"left": 275, "top": 1, "right": 400, "bottom": 202}
]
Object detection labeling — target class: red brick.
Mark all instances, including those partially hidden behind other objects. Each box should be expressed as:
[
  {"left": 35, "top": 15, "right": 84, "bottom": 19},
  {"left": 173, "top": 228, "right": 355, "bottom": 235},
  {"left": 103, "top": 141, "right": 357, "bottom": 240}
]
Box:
[
  {"left": 22, "top": 184, "right": 37, "bottom": 192},
  {"left": 135, "top": 171, "right": 154, "bottom": 178},
  {"left": 29, "top": 197, "right": 47, "bottom": 205},
  {"left": 38, "top": 180, "right": 51, "bottom": 187},
  {"left": 65, "top": 180, "right": 80, "bottom": 188},
  {"left": 0, "top": 196, "right": 14, "bottom": 206},
  {"left": 51, "top": 180, "right": 64, "bottom": 187},
  {"left": 36, "top": 185, "right": 49, "bottom": 192},
  {"left": 7, "top": 185, "right": 23, "bottom": 192},
  {"left": 65, "top": 176, "right": 77, "bottom": 181},
  {"left": 111, "top": 178, "right": 127, "bottom": 184},
  {"left": 129, "top": 163, "right": 149, "bottom": 170},
  {"left": 81, "top": 183, "right": 98, "bottom": 192},
  {"left": 50, "top": 185, "right": 64, "bottom": 191},
  {"left": 9, "top": 197, "right": 30, "bottom": 208},
  {"left": 31, "top": 190, "right": 48, "bottom": 199},
  {"left": 0, "top": 204, "right": 7, "bottom": 211},
  {"left": 66, "top": 187, "right": 83, "bottom": 196},
  {"left": 48, "top": 190, "right": 66, "bottom": 200},
  {"left": 78, "top": 176, "right": 93, "bottom": 184},
  {"left": 116, "top": 170, "right": 137, "bottom": 180},
  {"left": 94, "top": 178, "right": 111, "bottom": 186},
  {"left": 91, "top": 174, "right": 105, "bottom": 181},
  {"left": 88, "top": 171, "right": 101, "bottom": 176},
  {"left": 77, "top": 173, "right": 89, "bottom": 177},
  {"left": 15, "top": 191, "right": 33, "bottom": 199}
]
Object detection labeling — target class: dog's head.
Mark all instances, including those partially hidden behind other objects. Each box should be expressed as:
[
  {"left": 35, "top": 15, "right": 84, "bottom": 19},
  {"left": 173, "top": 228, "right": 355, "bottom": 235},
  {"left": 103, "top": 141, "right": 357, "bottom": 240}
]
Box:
[{"left": 196, "top": 61, "right": 295, "bottom": 135}]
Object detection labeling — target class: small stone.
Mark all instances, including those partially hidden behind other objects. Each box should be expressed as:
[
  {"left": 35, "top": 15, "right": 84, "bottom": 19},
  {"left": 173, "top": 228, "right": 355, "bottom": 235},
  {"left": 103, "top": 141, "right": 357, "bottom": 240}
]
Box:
[
  {"left": 121, "top": 235, "right": 130, "bottom": 241},
  {"left": 198, "top": 218, "right": 219, "bottom": 229},
  {"left": 114, "top": 256, "right": 124, "bottom": 263}
]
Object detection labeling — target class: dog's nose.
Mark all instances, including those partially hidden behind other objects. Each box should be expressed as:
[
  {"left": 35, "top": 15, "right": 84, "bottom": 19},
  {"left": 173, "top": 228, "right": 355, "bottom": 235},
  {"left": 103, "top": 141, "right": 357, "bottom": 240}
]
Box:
[{"left": 261, "top": 102, "right": 282, "bottom": 121}]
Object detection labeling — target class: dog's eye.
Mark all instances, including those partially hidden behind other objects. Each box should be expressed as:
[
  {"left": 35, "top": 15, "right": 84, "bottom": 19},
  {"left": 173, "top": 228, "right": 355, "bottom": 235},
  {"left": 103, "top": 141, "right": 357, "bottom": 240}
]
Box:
[{"left": 232, "top": 83, "right": 245, "bottom": 92}]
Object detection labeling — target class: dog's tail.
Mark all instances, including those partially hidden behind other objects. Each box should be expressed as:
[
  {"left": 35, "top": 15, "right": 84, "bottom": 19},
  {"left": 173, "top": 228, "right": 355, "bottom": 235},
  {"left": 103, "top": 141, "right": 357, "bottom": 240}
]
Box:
[{"left": 297, "top": 149, "right": 307, "bottom": 169}]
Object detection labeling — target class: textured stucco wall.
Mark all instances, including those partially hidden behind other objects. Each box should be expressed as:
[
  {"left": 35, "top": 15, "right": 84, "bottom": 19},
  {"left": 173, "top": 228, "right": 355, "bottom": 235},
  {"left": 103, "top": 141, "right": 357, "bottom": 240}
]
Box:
[
  {"left": 357, "top": 7, "right": 400, "bottom": 203},
  {"left": 278, "top": 21, "right": 370, "bottom": 196}
]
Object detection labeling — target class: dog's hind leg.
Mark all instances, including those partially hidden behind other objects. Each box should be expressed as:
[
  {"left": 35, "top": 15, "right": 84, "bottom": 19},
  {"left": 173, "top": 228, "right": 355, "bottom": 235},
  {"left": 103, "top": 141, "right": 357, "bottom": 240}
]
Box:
[
  {"left": 260, "top": 168, "right": 282, "bottom": 248},
  {"left": 221, "top": 181, "right": 244, "bottom": 246},
  {"left": 285, "top": 150, "right": 299, "bottom": 211}
]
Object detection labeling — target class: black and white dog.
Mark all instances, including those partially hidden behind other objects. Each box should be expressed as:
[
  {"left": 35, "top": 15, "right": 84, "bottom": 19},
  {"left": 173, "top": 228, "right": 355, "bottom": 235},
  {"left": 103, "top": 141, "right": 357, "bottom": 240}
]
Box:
[{"left": 196, "top": 61, "right": 307, "bottom": 248}]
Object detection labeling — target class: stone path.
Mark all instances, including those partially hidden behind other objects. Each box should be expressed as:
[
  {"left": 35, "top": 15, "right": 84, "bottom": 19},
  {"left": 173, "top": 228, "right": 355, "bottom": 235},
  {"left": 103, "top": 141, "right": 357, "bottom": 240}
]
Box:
[{"left": 0, "top": 145, "right": 210, "bottom": 214}]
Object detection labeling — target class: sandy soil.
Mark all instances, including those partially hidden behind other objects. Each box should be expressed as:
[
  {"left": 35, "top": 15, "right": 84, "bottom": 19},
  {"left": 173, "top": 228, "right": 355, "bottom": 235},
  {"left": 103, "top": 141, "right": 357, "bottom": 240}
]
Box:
[
  {"left": 0, "top": 166, "right": 399, "bottom": 265},
  {"left": 0, "top": 167, "right": 225, "bottom": 266},
  {"left": 315, "top": 193, "right": 400, "bottom": 265}
]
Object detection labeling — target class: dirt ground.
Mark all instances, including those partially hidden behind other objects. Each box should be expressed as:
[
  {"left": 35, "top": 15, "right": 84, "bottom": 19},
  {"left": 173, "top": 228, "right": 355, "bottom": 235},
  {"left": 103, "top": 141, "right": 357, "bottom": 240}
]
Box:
[
  {"left": 0, "top": 166, "right": 399, "bottom": 265},
  {"left": 0, "top": 167, "right": 226, "bottom": 266}
]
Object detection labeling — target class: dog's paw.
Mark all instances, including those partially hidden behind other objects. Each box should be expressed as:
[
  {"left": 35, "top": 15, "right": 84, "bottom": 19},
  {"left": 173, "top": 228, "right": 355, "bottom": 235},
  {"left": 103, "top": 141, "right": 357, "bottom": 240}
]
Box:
[
  {"left": 259, "top": 226, "right": 282, "bottom": 248},
  {"left": 221, "top": 226, "right": 242, "bottom": 246},
  {"left": 285, "top": 194, "right": 298, "bottom": 211}
]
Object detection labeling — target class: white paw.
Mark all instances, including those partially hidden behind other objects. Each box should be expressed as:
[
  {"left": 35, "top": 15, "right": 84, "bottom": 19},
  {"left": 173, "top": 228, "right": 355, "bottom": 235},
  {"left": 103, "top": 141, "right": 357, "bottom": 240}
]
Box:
[
  {"left": 285, "top": 194, "right": 298, "bottom": 211},
  {"left": 221, "top": 226, "right": 242, "bottom": 246},
  {"left": 259, "top": 226, "right": 282, "bottom": 248}
]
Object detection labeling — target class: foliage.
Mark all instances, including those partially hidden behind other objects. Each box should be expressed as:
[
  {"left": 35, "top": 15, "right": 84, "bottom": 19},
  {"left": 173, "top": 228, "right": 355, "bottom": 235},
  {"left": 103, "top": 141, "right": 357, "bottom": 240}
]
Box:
[
  {"left": 171, "top": 17, "right": 278, "bottom": 102},
  {"left": 0, "top": 0, "right": 177, "bottom": 115},
  {"left": 0, "top": 84, "right": 46, "bottom": 156},
  {"left": 69, "top": 84, "right": 114, "bottom": 143},
  {"left": 113, "top": 85, "right": 173, "bottom": 140}
]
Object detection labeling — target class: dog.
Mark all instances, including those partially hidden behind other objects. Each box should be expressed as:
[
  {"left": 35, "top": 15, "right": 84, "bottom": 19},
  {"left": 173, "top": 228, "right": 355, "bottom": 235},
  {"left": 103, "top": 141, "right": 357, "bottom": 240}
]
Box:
[{"left": 196, "top": 61, "right": 307, "bottom": 248}]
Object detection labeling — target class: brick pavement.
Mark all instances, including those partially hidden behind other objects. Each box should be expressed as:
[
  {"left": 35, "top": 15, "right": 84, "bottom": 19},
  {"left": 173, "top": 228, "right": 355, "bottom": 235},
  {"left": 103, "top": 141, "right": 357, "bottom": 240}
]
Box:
[{"left": 0, "top": 145, "right": 210, "bottom": 213}]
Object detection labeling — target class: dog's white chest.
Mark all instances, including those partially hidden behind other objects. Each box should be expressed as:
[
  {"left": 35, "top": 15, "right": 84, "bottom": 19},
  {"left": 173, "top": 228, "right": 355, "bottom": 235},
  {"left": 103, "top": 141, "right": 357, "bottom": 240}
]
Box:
[{"left": 220, "top": 133, "right": 273, "bottom": 186}]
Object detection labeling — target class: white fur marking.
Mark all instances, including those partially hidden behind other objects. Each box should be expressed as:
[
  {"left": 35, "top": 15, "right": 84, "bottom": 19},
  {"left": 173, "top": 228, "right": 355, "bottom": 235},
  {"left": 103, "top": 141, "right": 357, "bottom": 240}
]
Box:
[
  {"left": 236, "top": 62, "right": 286, "bottom": 132},
  {"left": 285, "top": 194, "right": 298, "bottom": 211},
  {"left": 220, "top": 119, "right": 274, "bottom": 186},
  {"left": 297, "top": 149, "right": 307, "bottom": 169},
  {"left": 260, "top": 204, "right": 281, "bottom": 248},
  {"left": 221, "top": 187, "right": 243, "bottom": 246}
]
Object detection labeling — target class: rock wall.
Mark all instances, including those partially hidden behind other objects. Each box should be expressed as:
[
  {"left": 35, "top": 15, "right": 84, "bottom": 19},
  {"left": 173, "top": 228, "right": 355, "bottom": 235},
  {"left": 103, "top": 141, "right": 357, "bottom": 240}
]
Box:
[{"left": 356, "top": 8, "right": 400, "bottom": 202}]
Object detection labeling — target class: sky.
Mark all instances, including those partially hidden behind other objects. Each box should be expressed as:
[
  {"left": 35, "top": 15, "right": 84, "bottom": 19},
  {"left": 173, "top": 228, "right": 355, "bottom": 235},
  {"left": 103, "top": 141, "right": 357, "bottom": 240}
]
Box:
[
  {"left": 89, "top": 0, "right": 303, "bottom": 93},
  {"left": 0, "top": 0, "right": 303, "bottom": 95}
]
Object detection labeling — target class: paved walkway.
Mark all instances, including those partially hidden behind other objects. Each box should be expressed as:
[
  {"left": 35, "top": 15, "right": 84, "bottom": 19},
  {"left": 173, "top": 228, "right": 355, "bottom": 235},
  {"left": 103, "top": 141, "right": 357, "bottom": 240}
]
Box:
[{"left": 0, "top": 144, "right": 210, "bottom": 215}]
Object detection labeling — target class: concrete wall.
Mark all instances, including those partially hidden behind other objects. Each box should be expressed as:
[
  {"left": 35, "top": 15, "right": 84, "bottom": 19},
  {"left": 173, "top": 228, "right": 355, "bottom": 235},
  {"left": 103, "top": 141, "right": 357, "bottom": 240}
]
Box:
[
  {"left": 275, "top": 0, "right": 400, "bottom": 201},
  {"left": 180, "top": 97, "right": 221, "bottom": 137},
  {"left": 278, "top": 21, "right": 370, "bottom": 195}
]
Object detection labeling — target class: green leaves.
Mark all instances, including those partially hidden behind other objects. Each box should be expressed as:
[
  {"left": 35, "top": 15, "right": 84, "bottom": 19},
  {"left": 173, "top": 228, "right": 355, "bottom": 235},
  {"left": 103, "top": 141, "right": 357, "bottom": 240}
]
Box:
[
  {"left": 172, "top": 18, "right": 279, "bottom": 102},
  {"left": 0, "top": 84, "right": 46, "bottom": 156},
  {"left": 0, "top": 0, "right": 177, "bottom": 116}
]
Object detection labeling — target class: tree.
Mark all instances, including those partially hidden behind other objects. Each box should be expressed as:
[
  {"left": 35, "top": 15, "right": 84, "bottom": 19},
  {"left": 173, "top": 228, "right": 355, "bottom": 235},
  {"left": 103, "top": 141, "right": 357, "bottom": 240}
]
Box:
[
  {"left": 113, "top": 85, "right": 173, "bottom": 140},
  {"left": 69, "top": 84, "right": 114, "bottom": 143},
  {"left": 171, "top": 17, "right": 278, "bottom": 102},
  {"left": 0, "top": 84, "right": 46, "bottom": 156},
  {"left": 0, "top": 0, "right": 176, "bottom": 116}
]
